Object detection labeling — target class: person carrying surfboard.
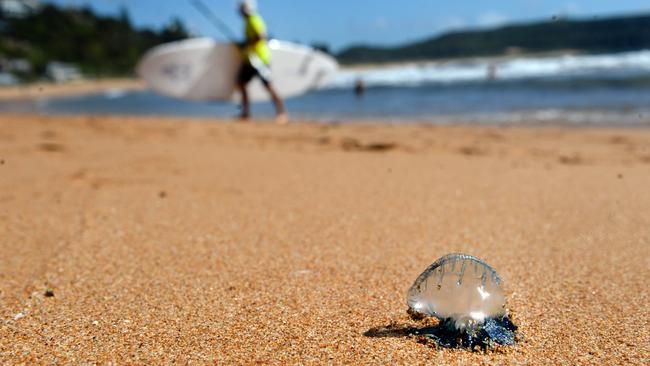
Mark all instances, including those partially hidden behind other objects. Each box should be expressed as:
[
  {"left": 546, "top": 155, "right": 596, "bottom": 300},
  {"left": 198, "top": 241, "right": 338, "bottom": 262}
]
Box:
[{"left": 236, "top": 0, "right": 288, "bottom": 124}]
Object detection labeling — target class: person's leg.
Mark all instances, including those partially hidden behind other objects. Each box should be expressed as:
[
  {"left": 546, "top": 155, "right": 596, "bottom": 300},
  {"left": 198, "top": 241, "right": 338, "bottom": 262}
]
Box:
[
  {"left": 266, "top": 84, "right": 287, "bottom": 115},
  {"left": 256, "top": 63, "right": 288, "bottom": 124},
  {"left": 237, "top": 82, "right": 250, "bottom": 120},
  {"left": 236, "top": 63, "right": 254, "bottom": 120},
  {"left": 262, "top": 81, "right": 288, "bottom": 124}
]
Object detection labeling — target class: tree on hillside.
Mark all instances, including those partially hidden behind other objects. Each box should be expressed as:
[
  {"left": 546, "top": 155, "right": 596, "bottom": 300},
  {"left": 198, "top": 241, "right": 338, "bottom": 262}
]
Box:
[{"left": 0, "top": 3, "right": 190, "bottom": 79}]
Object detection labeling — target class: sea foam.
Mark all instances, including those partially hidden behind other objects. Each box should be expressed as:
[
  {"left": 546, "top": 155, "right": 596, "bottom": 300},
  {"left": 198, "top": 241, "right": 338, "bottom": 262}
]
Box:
[{"left": 327, "top": 50, "right": 650, "bottom": 88}]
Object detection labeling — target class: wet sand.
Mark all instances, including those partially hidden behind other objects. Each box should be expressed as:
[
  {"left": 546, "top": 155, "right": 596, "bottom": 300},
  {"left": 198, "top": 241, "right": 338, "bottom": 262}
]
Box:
[
  {"left": 0, "top": 79, "right": 144, "bottom": 101},
  {"left": 0, "top": 114, "right": 648, "bottom": 364}
]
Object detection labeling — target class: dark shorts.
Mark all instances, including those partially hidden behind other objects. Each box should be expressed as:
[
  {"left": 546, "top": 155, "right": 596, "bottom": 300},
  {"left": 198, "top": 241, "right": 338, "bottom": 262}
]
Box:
[{"left": 237, "top": 62, "right": 271, "bottom": 86}]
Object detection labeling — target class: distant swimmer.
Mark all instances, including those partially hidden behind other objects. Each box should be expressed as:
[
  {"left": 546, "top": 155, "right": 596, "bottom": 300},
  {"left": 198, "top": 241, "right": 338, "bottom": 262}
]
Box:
[
  {"left": 487, "top": 63, "right": 498, "bottom": 82},
  {"left": 354, "top": 78, "right": 365, "bottom": 97},
  {"left": 236, "top": 0, "right": 288, "bottom": 124}
]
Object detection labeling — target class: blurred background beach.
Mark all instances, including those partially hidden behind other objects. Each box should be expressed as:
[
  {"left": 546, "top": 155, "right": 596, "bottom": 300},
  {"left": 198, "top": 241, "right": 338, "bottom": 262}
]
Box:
[
  {"left": 2, "top": 1, "right": 650, "bottom": 364},
  {"left": 1, "top": 0, "right": 650, "bottom": 125}
]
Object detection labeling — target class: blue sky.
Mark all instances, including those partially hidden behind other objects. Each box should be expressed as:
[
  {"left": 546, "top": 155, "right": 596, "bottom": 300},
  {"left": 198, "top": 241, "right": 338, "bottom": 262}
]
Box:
[{"left": 45, "top": 0, "right": 650, "bottom": 50}]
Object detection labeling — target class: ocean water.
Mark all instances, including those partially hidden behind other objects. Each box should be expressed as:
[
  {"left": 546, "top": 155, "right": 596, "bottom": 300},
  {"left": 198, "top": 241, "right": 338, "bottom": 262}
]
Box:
[{"left": 4, "top": 50, "right": 650, "bottom": 126}]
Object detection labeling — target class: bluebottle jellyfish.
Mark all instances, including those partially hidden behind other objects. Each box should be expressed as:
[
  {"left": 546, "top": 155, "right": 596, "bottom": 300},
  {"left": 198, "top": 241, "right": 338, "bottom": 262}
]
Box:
[{"left": 406, "top": 253, "right": 518, "bottom": 349}]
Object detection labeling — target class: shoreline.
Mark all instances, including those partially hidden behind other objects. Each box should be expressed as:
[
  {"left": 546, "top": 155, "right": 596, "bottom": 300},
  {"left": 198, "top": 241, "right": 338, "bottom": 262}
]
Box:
[
  {"left": 0, "top": 78, "right": 145, "bottom": 101},
  {"left": 4, "top": 110, "right": 650, "bottom": 130}
]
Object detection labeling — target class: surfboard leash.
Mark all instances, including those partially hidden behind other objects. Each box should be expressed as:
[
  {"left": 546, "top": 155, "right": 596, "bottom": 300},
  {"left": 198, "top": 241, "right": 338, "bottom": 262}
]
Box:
[{"left": 189, "top": 0, "right": 239, "bottom": 43}]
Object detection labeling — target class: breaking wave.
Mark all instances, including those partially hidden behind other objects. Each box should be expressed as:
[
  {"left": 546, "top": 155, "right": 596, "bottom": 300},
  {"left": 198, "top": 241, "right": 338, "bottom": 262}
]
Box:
[{"left": 327, "top": 50, "right": 650, "bottom": 88}]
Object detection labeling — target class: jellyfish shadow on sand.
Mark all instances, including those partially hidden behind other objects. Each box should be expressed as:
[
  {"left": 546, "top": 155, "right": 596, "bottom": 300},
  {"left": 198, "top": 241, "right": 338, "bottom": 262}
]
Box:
[{"left": 364, "top": 316, "right": 518, "bottom": 350}]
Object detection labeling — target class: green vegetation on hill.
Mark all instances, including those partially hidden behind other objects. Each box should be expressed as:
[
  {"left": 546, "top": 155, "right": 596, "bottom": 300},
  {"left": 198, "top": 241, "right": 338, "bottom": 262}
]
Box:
[
  {"left": 337, "top": 14, "right": 650, "bottom": 64},
  {"left": 0, "top": 4, "right": 189, "bottom": 79}
]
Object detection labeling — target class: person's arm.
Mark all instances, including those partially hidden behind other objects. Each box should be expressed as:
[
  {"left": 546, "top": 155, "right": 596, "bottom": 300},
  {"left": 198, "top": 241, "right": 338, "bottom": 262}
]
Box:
[{"left": 246, "top": 33, "right": 263, "bottom": 46}]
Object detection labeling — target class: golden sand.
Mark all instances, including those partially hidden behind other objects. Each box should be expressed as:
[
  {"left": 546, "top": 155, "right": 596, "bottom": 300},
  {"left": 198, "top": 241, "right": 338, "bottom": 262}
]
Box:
[{"left": 0, "top": 114, "right": 649, "bottom": 364}]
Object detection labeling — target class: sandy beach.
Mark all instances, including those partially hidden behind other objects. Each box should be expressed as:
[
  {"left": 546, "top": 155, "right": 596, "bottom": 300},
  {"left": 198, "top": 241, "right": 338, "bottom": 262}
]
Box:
[{"left": 0, "top": 114, "right": 648, "bottom": 364}]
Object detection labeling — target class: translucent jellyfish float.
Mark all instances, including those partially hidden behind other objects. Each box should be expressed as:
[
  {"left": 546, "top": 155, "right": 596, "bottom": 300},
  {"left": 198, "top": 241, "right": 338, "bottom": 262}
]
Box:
[{"left": 406, "top": 253, "right": 518, "bottom": 349}]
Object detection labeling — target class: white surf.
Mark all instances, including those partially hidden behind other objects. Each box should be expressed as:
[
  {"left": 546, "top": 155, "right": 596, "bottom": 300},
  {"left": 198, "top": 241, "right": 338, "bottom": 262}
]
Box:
[{"left": 329, "top": 50, "right": 650, "bottom": 88}]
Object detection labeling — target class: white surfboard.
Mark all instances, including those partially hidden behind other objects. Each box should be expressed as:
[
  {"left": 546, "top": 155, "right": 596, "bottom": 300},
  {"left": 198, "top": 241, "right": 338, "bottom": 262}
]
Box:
[{"left": 137, "top": 38, "right": 338, "bottom": 102}]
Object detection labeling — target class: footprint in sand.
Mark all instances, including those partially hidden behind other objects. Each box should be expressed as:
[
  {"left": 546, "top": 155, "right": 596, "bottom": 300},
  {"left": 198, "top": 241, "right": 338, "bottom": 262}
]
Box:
[
  {"left": 317, "top": 136, "right": 331, "bottom": 145},
  {"left": 607, "top": 135, "right": 631, "bottom": 145},
  {"left": 340, "top": 137, "right": 397, "bottom": 152},
  {"left": 558, "top": 154, "right": 583, "bottom": 165},
  {"left": 40, "top": 130, "right": 58, "bottom": 140},
  {"left": 458, "top": 145, "right": 487, "bottom": 156},
  {"left": 37, "top": 143, "right": 66, "bottom": 153},
  {"left": 70, "top": 169, "right": 88, "bottom": 181}
]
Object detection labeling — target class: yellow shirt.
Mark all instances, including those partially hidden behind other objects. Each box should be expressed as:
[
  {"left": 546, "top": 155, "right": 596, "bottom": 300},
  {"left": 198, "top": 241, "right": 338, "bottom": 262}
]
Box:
[{"left": 244, "top": 14, "right": 271, "bottom": 65}]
